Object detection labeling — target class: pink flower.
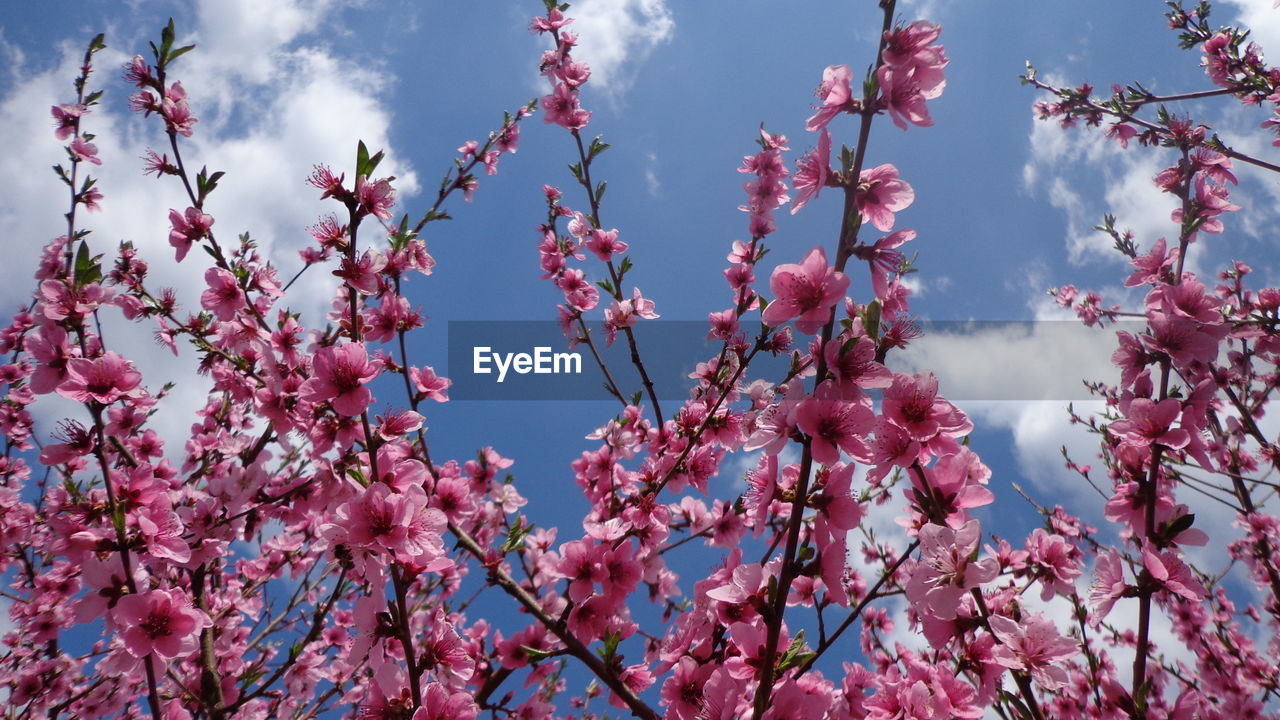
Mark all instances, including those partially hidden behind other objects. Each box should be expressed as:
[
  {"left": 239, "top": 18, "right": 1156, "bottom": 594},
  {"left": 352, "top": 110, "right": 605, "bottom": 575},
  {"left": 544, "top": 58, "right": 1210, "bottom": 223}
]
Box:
[
  {"left": 762, "top": 247, "right": 850, "bottom": 334},
  {"left": 882, "top": 371, "right": 971, "bottom": 443},
  {"left": 38, "top": 419, "right": 96, "bottom": 466},
  {"left": 988, "top": 613, "right": 1077, "bottom": 690},
  {"left": 113, "top": 589, "right": 209, "bottom": 660},
  {"left": 853, "top": 229, "right": 914, "bottom": 299},
  {"left": 413, "top": 683, "right": 479, "bottom": 720},
  {"left": 328, "top": 483, "right": 448, "bottom": 568},
  {"left": 603, "top": 288, "right": 660, "bottom": 344},
  {"left": 1108, "top": 397, "right": 1189, "bottom": 450},
  {"left": 585, "top": 227, "right": 627, "bottom": 261},
  {"left": 877, "top": 21, "right": 948, "bottom": 131},
  {"left": 51, "top": 104, "right": 85, "bottom": 140},
  {"left": 556, "top": 268, "right": 599, "bottom": 312},
  {"left": 56, "top": 352, "right": 144, "bottom": 405},
  {"left": 301, "top": 343, "right": 380, "bottom": 416},
  {"left": 1142, "top": 546, "right": 1206, "bottom": 601},
  {"left": 878, "top": 64, "right": 936, "bottom": 130},
  {"left": 1171, "top": 174, "right": 1239, "bottom": 236},
  {"left": 790, "top": 129, "right": 831, "bottom": 214},
  {"left": 334, "top": 250, "right": 388, "bottom": 296},
  {"left": 26, "top": 324, "right": 74, "bottom": 395},
  {"left": 356, "top": 175, "right": 396, "bottom": 220},
  {"left": 161, "top": 82, "right": 197, "bottom": 137},
  {"left": 906, "top": 520, "right": 997, "bottom": 621},
  {"left": 168, "top": 207, "right": 214, "bottom": 262},
  {"left": 409, "top": 365, "right": 451, "bottom": 402},
  {"left": 1089, "top": 550, "right": 1129, "bottom": 622},
  {"left": 806, "top": 64, "right": 856, "bottom": 131},
  {"left": 1025, "top": 529, "right": 1082, "bottom": 601},
  {"left": 855, "top": 164, "right": 914, "bottom": 232},
  {"left": 541, "top": 82, "right": 591, "bottom": 130},
  {"left": 796, "top": 384, "right": 874, "bottom": 465},
  {"left": 199, "top": 268, "right": 245, "bottom": 321},
  {"left": 68, "top": 137, "right": 101, "bottom": 165},
  {"left": 555, "top": 540, "right": 608, "bottom": 602},
  {"left": 1125, "top": 237, "right": 1177, "bottom": 287}
]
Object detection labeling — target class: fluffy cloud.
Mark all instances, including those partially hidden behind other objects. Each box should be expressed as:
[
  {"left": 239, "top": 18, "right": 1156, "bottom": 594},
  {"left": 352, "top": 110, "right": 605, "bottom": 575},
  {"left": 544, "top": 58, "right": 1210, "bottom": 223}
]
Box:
[
  {"left": 565, "top": 0, "right": 674, "bottom": 105},
  {"left": 0, "top": 0, "right": 416, "bottom": 450}
]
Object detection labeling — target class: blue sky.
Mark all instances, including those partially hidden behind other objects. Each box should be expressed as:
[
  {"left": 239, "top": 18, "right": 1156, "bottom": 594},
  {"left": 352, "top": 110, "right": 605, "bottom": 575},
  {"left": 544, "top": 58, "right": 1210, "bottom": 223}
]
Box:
[{"left": 3, "top": 0, "right": 1280, "bottom": 709}]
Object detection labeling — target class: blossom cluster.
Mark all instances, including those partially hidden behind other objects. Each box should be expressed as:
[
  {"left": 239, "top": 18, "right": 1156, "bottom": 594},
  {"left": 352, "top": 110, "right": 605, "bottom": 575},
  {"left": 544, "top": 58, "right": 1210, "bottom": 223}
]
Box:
[{"left": 1, "top": 2, "right": 1278, "bottom": 720}]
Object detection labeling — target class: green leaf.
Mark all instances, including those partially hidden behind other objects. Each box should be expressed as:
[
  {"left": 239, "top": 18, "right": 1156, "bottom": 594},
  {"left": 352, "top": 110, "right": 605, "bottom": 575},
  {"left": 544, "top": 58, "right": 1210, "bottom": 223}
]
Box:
[
  {"left": 73, "top": 241, "right": 102, "bottom": 287},
  {"left": 618, "top": 256, "right": 633, "bottom": 276},
  {"left": 160, "top": 19, "right": 176, "bottom": 62},
  {"left": 522, "top": 645, "right": 555, "bottom": 662},
  {"left": 595, "top": 631, "right": 622, "bottom": 663},
  {"left": 863, "top": 300, "right": 882, "bottom": 341},
  {"left": 501, "top": 516, "right": 534, "bottom": 552},
  {"left": 356, "top": 140, "right": 371, "bottom": 177},
  {"left": 775, "top": 630, "right": 811, "bottom": 672},
  {"left": 1164, "top": 513, "right": 1196, "bottom": 539},
  {"left": 588, "top": 136, "right": 610, "bottom": 160},
  {"left": 594, "top": 180, "right": 607, "bottom": 202},
  {"left": 367, "top": 149, "right": 385, "bottom": 176},
  {"left": 88, "top": 33, "right": 107, "bottom": 53},
  {"left": 167, "top": 44, "right": 196, "bottom": 64}
]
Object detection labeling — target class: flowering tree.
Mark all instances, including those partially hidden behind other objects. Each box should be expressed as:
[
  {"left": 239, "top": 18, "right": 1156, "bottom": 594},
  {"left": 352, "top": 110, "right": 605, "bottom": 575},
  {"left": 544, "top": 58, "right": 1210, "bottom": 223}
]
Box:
[{"left": 1, "top": 1, "right": 1278, "bottom": 719}]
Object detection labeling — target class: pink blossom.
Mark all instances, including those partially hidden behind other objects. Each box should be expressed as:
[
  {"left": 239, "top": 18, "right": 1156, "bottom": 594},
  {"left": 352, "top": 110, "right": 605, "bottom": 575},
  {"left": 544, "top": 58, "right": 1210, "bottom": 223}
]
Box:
[
  {"left": 1089, "top": 550, "right": 1129, "bottom": 622},
  {"left": 988, "top": 613, "right": 1077, "bottom": 690},
  {"left": 796, "top": 384, "right": 874, "bottom": 465},
  {"left": 585, "top": 227, "right": 627, "bottom": 261},
  {"left": 853, "top": 229, "right": 914, "bottom": 299},
  {"left": 1025, "top": 529, "right": 1082, "bottom": 601},
  {"left": 199, "top": 268, "right": 245, "bottom": 321},
  {"left": 160, "top": 81, "right": 197, "bottom": 137},
  {"left": 790, "top": 129, "right": 831, "bottom": 214},
  {"left": 541, "top": 82, "right": 591, "bottom": 130},
  {"left": 1142, "top": 546, "right": 1206, "bottom": 601},
  {"left": 1108, "top": 397, "right": 1190, "bottom": 450},
  {"left": 806, "top": 64, "right": 856, "bottom": 131},
  {"left": 56, "top": 352, "right": 144, "bottom": 405},
  {"left": 409, "top": 365, "right": 451, "bottom": 402},
  {"left": 113, "top": 589, "right": 208, "bottom": 660},
  {"left": 334, "top": 250, "right": 388, "bottom": 296},
  {"left": 906, "top": 520, "right": 997, "bottom": 621},
  {"left": 882, "top": 371, "right": 971, "bottom": 443},
  {"left": 1171, "top": 174, "right": 1239, "bottom": 236},
  {"left": 556, "top": 268, "right": 599, "bottom": 312},
  {"left": 51, "top": 104, "right": 84, "bottom": 140},
  {"left": 327, "top": 483, "right": 448, "bottom": 568},
  {"left": 301, "top": 343, "right": 380, "bottom": 416},
  {"left": 167, "top": 207, "right": 214, "bottom": 262},
  {"left": 68, "top": 137, "right": 101, "bottom": 165},
  {"left": 356, "top": 175, "right": 396, "bottom": 220},
  {"left": 762, "top": 246, "right": 850, "bottom": 334},
  {"left": 856, "top": 164, "right": 914, "bottom": 232},
  {"left": 1125, "top": 237, "right": 1177, "bottom": 287}
]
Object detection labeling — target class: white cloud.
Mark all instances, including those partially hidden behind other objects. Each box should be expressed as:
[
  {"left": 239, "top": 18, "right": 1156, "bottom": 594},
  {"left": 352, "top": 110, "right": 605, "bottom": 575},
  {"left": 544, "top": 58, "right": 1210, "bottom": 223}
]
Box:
[
  {"left": 644, "top": 151, "right": 661, "bottom": 196},
  {"left": 890, "top": 320, "right": 1121, "bottom": 403},
  {"left": 1222, "top": 0, "right": 1280, "bottom": 60},
  {"left": 1023, "top": 114, "right": 1188, "bottom": 269},
  {"left": 0, "top": 1, "right": 415, "bottom": 454},
  {"left": 566, "top": 0, "right": 674, "bottom": 105}
]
